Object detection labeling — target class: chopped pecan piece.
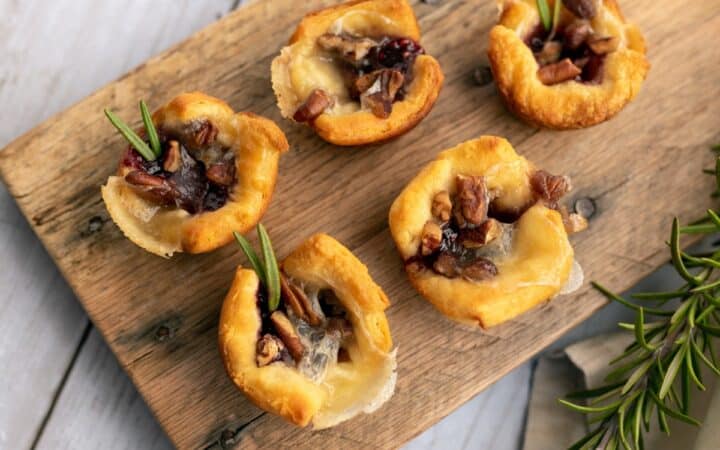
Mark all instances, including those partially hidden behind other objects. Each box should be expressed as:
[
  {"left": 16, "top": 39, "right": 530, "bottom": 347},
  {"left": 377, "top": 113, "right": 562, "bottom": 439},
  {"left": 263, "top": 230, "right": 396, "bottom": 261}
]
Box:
[
  {"left": 205, "top": 162, "right": 235, "bottom": 186},
  {"left": 459, "top": 219, "right": 503, "bottom": 248},
  {"left": 536, "top": 41, "right": 562, "bottom": 66},
  {"left": 289, "top": 283, "right": 322, "bottom": 326},
  {"left": 256, "top": 334, "right": 285, "bottom": 367},
  {"left": 562, "top": 0, "right": 596, "bottom": 20},
  {"left": 293, "top": 89, "right": 334, "bottom": 123},
  {"left": 359, "top": 69, "right": 405, "bottom": 119},
  {"left": 531, "top": 170, "right": 571, "bottom": 205},
  {"left": 280, "top": 273, "right": 308, "bottom": 322},
  {"left": 421, "top": 221, "right": 443, "bottom": 256},
  {"left": 433, "top": 252, "right": 460, "bottom": 278},
  {"left": 124, "top": 172, "right": 177, "bottom": 205},
  {"left": 317, "top": 33, "right": 377, "bottom": 63},
  {"left": 270, "top": 311, "right": 305, "bottom": 362},
  {"left": 560, "top": 206, "right": 589, "bottom": 234},
  {"left": 432, "top": 191, "right": 452, "bottom": 222},
  {"left": 537, "top": 58, "right": 582, "bottom": 85},
  {"left": 587, "top": 36, "right": 619, "bottom": 55},
  {"left": 456, "top": 175, "right": 489, "bottom": 226},
  {"left": 563, "top": 20, "right": 593, "bottom": 50},
  {"left": 462, "top": 258, "right": 498, "bottom": 281},
  {"left": 565, "top": 213, "right": 589, "bottom": 233},
  {"left": 192, "top": 120, "right": 218, "bottom": 148},
  {"left": 162, "top": 140, "right": 181, "bottom": 172},
  {"left": 125, "top": 170, "right": 166, "bottom": 187}
]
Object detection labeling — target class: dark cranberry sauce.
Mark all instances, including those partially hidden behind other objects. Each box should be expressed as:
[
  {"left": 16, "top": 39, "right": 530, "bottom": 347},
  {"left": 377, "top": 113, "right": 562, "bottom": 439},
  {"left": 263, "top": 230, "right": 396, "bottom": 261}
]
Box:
[
  {"left": 524, "top": 23, "right": 606, "bottom": 84},
  {"left": 120, "top": 127, "right": 235, "bottom": 214},
  {"left": 356, "top": 36, "right": 425, "bottom": 99},
  {"left": 256, "top": 285, "right": 278, "bottom": 336}
]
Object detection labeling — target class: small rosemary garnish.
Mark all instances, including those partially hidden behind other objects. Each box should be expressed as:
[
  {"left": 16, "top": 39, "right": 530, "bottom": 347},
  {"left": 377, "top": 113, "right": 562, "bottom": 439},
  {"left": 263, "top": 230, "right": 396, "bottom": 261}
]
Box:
[
  {"left": 233, "top": 224, "right": 281, "bottom": 311},
  {"left": 559, "top": 145, "right": 720, "bottom": 450},
  {"left": 537, "top": 0, "right": 563, "bottom": 36},
  {"left": 104, "top": 100, "right": 161, "bottom": 161},
  {"left": 139, "top": 100, "right": 161, "bottom": 158},
  {"left": 537, "top": 0, "right": 553, "bottom": 31}
]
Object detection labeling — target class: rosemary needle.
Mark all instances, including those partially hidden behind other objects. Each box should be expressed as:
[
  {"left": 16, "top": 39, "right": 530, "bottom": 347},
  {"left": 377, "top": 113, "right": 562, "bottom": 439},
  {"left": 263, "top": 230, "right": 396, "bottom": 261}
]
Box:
[
  {"left": 257, "top": 224, "right": 281, "bottom": 312},
  {"left": 560, "top": 143, "right": 720, "bottom": 450},
  {"left": 537, "top": 0, "right": 552, "bottom": 31},
  {"left": 104, "top": 109, "right": 156, "bottom": 161},
  {"left": 139, "top": 100, "right": 161, "bottom": 157}
]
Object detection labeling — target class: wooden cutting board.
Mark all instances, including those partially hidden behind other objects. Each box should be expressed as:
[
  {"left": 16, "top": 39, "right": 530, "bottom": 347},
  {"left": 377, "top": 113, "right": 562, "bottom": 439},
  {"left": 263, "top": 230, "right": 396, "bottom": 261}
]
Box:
[{"left": 1, "top": 0, "right": 718, "bottom": 448}]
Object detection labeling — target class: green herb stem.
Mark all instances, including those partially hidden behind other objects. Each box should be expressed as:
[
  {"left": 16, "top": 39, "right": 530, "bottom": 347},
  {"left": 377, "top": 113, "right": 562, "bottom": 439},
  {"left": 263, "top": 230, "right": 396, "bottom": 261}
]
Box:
[
  {"left": 104, "top": 109, "right": 156, "bottom": 161},
  {"left": 257, "top": 224, "right": 281, "bottom": 312},
  {"left": 562, "top": 144, "right": 720, "bottom": 449},
  {"left": 139, "top": 100, "right": 161, "bottom": 157},
  {"left": 536, "top": 0, "right": 552, "bottom": 31}
]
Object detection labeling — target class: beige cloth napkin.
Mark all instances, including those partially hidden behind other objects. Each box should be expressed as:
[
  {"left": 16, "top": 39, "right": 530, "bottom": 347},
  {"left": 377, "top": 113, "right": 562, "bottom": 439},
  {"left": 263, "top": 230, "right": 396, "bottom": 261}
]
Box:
[{"left": 523, "top": 332, "right": 718, "bottom": 450}]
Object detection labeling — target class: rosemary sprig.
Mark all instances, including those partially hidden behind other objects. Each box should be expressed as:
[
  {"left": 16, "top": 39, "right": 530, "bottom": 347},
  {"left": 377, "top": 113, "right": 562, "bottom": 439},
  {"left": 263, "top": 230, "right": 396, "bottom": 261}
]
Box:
[
  {"left": 139, "top": 100, "right": 161, "bottom": 157},
  {"left": 233, "top": 231, "right": 266, "bottom": 285},
  {"left": 537, "top": 0, "right": 553, "bottom": 31},
  {"left": 560, "top": 146, "right": 720, "bottom": 449},
  {"left": 233, "top": 224, "right": 281, "bottom": 312},
  {"left": 550, "top": 0, "right": 562, "bottom": 37},
  {"left": 104, "top": 100, "right": 160, "bottom": 161},
  {"left": 257, "top": 224, "right": 281, "bottom": 311}
]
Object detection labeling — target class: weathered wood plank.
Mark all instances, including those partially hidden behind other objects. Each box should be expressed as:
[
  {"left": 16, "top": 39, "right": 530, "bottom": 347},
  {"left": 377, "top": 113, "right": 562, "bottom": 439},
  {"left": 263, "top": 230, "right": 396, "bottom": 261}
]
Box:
[{"left": 0, "top": 0, "right": 718, "bottom": 449}]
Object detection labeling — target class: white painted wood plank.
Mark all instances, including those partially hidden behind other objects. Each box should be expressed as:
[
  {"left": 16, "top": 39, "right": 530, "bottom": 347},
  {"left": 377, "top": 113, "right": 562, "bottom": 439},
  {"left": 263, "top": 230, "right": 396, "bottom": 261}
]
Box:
[
  {"left": 35, "top": 329, "right": 173, "bottom": 450},
  {"left": 0, "top": 184, "right": 87, "bottom": 450},
  {"left": 404, "top": 363, "right": 532, "bottom": 450},
  {"left": 0, "top": 0, "right": 235, "bottom": 147},
  {"left": 0, "top": 1, "right": 235, "bottom": 449}
]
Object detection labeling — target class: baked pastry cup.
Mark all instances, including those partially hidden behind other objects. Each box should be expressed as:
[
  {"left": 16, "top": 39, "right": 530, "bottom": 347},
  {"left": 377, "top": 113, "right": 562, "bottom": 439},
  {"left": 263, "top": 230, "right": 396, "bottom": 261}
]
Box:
[
  {"left": 101, "top": 92, "right": 289, "bottom": 257},
  {"left": 488, "top": 0, "right": 649, "bottom": 129},
  {"left": 271, "top": 0, "right": 444, "bottom": 146},
  {"left": 219, "top": 232, "right": 396, "bottom": 428},
  {"left": 389, "top": 136, "right": 586, "bottom": 327}
]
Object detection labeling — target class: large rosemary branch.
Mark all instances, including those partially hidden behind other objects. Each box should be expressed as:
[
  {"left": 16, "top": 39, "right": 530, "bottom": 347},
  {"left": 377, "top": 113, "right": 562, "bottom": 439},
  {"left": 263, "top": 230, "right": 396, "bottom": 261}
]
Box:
[{"left": 560, "top": 145, "right": 720, "bottom": 450}]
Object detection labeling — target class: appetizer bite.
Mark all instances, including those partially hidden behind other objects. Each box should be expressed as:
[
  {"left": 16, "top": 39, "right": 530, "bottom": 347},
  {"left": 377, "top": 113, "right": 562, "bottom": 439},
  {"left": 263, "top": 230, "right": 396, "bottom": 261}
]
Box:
[
  {"left": 488, "top": 0, "right": 649, "bottom": 129},
  {"left": 271, "top": 0, "right": 444, "bottom": 146},
  {"left": 101, "top": 93, "right": 289, "bottom": 257},
  {"left": 389, "top": 136, "right": 586, "bottom": 327},
  {"left": 219, "top": 226, "right": 396, "bottom": 428}
]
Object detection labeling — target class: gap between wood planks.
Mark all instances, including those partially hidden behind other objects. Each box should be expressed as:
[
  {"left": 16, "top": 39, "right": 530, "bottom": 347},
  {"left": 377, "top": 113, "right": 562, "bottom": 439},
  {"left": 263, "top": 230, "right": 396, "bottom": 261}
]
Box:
[{"left": 29, "top": 322, "right": 92, "bottom": 450}]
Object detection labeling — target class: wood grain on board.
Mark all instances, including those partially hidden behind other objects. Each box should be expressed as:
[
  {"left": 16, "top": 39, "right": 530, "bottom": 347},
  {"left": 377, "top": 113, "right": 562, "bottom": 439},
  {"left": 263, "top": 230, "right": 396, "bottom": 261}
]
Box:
[{"left": 0, "top": 0, "right": 718, "bottom": 448}]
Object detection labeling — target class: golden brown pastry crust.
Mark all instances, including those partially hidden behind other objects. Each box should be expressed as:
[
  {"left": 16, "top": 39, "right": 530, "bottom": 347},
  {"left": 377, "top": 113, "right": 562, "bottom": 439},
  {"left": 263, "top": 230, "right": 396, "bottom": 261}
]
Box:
[
  {"left": 488, "top": 0, "right": 649, "bottom": 129},
  {"left": 271, "top": 0, "right": 444, "bottom": 146},
  {"left": 219, "top": 233, "right": 396, "bottom": 428},
  {"left": 101, "top": 92, "right": 289, "bottom": 257},
  {"left": 388, "top": 136, "right": 574, "bottom": 327}
]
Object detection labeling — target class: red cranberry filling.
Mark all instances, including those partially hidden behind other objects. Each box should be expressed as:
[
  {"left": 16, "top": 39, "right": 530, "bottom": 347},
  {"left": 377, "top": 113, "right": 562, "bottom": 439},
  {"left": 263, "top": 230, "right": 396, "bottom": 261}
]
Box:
[
  {"left": 357, "top": 37, "right": 425, "bottom": 99},
  {"left": 120, "top": 121, "right": 235, "bottom": 214}
]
